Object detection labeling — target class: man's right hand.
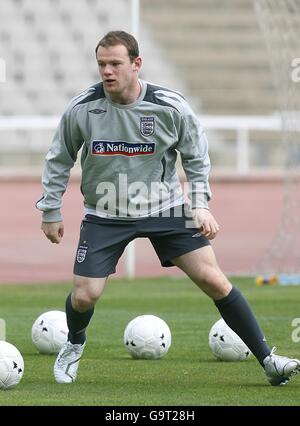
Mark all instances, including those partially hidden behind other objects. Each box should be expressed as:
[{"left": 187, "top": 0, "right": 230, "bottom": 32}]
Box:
[{"left": 41, "top": 221, "right": 64, "bottom": 244}]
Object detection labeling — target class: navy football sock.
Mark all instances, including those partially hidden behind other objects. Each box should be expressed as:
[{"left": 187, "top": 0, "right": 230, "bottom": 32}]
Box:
[
  {"left": 65, "top": 293, "right": 94, "bottom": 345},
  {"left": 214, "top": 287, "right": 270, "bottom": 366}
]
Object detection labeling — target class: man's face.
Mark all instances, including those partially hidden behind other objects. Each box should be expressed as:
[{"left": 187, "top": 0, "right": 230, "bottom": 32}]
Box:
[{"left": 96, "top": 44, "right": 141, "bottom": 100}]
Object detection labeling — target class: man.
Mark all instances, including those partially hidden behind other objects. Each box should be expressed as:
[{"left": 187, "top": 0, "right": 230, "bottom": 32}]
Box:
[{"left": 37, "top": 31, "right": 300, "bottom": 385}]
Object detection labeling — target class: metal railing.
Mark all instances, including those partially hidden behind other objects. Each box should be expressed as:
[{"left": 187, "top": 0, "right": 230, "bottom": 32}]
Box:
[
  {"left": 0, "top": 114, "right": 283, "bottom": 174},
  {"left": 200, "top": 114, "right": 282, "bottom": 174}
]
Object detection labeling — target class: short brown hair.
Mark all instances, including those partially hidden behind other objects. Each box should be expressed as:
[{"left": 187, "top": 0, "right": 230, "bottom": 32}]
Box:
[{"left": 95, "top": 31, "right": 139, "bottom": 62}]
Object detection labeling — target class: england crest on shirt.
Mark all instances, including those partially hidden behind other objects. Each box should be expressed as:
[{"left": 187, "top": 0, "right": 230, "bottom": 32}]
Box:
[{"left": 140, "top": 117, "right": 155, "bottom": 136}]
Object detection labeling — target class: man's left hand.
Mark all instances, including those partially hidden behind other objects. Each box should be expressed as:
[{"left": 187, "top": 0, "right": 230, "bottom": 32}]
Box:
[{"left": 192, "top": 208, "right": 220, "bottom": 240}]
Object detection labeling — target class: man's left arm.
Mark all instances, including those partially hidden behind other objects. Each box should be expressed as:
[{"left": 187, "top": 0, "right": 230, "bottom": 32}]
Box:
[{"left": 175, "top": 108, "right": 219, "bottom": 239}]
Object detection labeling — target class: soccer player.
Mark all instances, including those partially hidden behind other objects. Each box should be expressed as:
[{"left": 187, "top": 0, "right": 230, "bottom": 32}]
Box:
[{"left": 36, "top": 31, "right": 300, "bottom": 385}]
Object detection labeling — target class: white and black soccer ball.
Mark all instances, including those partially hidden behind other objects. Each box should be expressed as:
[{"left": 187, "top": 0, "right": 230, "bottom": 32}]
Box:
[
  {"left": 0, "top": 341, "right": 24, "bottom": 390},
  {"left": 124, "top": 315, "right": 171, "bottom": 360},
  {"left": 208, "top": 318, "right": 252, "bottom": 361},
  {"left": 31, "top": 310, "right": 68, "bottom": 354}
]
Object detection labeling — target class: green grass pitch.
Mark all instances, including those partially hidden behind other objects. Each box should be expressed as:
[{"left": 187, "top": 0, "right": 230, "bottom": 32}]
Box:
[{"left": 0, "top": 277, "right": 300, "bottom": 406}]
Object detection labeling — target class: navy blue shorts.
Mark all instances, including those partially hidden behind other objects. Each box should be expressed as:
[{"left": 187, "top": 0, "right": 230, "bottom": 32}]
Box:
[{"left": 73, "top": 205, "right": 210, "bottom": 278}]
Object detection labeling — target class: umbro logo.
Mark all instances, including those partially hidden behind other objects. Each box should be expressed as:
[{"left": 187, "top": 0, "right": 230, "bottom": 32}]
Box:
[
  {"left": 192, "top": 232, "right": 202, "bottom": 238},
  {"left": 88, "top": 108, "right": 107, "bottom": 114}
]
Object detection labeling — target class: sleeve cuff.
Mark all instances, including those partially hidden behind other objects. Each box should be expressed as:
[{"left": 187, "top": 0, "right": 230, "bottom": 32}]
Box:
[
  {"left": 42, "top": 209, "right": 63, "bottom": 222},
  {"left": 190, "top": 192, "right": 210, "bottom": 209}
]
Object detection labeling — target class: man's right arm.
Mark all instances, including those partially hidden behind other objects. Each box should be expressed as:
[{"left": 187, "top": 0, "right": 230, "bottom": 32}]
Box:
[{"left": 36, "top": 105, "right": 84, "bottom": 231}]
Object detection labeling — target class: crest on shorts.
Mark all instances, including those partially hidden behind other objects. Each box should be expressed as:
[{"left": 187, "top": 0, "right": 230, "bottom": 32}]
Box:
[
  {"left": 140, "top": 117, "right": 155, "bottom": 136},
  {"left": 76, "top": 245, "right": 88, "bottom": 263}
]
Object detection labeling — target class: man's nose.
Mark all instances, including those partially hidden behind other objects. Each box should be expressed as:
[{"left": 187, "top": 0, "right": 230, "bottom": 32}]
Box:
[{"left": 103, "top": 65, "right": 113, "bottom": 75}]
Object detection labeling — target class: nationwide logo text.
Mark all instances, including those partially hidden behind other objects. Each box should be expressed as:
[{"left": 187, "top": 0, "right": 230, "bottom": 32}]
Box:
[{"left": 92, "top": 141, "right": 155, "bottom": 156}]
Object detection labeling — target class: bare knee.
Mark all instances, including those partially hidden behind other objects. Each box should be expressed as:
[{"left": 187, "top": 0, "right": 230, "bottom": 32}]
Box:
[
  {"left": 195, "top": 267, "right": 232, "bottom": 300},
  {"left": 72, "top": 275, "right": 107, "bottom": 312},
  {"left": 72, "top": 289, "right": 99, "bottom": 311},
  {"left": 172, "top": 246, "right": 232, "bottom": 300}
]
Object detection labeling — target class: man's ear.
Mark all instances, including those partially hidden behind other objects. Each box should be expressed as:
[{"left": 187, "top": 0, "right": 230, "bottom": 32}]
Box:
[{"left": 133, "top": 56, "right": 142, "bottom": 72}]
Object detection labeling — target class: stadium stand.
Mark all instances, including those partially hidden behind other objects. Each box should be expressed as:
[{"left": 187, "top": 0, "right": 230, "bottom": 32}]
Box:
[
  {"left": 0, "top": 0, "right": 191, "bottom": 168},
  {"left": 1, "top": 0, "right": 113, "bottom": 116},
  {"left": 141, "top": 0, "right": 276, "bottom": 115},
  {"left": 0, "top": 0, "right": 276, "bottom": 116},
  {"left": 0, "top": 0, "right": 280, "bottom": 170}
]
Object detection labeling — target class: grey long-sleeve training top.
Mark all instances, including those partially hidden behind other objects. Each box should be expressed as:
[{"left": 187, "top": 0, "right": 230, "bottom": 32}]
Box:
[{"left": 36, "top": 79, "right": 212, "bottom": 222}]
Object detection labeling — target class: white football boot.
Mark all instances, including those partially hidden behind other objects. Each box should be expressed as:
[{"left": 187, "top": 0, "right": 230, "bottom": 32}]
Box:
[
  {"left": 263, "top": 347, "right": 300, "bottom": 386},
  {"left": 54, "top": 341, "right": 86, "bottom": 383}
]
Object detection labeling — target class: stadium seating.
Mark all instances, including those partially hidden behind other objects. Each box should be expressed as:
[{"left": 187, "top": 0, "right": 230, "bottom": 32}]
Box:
[
  {"left": 0, "top": 0, "right": 278, "bottom": 169},
  {"left": 141, "top": 0, "right": 276, "bottom": 114},
  {"left": 0, "top": 0, "right": 131, "bottom": 117},
  {"left": 0, "top": 0, "right": 276, "bottom": 116}
]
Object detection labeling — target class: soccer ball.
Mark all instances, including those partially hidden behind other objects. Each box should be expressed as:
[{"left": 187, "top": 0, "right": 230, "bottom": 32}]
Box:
[
  {"left": 208, "top": 318, "right": 251, "bottom": 361},
  {"left": 0, "top": 341, "right": 24, "bottom": 390},
  {"left": 124, "top": 315, "right": 171, "bottom": 360},
  {"left": 31, "top": 310, "right": 68, "bottom": 354}
]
